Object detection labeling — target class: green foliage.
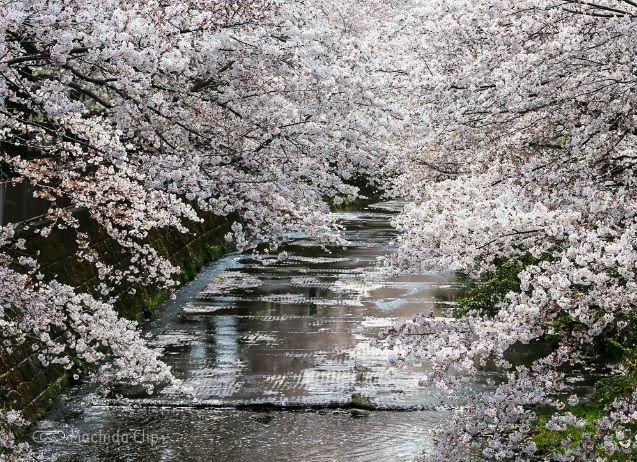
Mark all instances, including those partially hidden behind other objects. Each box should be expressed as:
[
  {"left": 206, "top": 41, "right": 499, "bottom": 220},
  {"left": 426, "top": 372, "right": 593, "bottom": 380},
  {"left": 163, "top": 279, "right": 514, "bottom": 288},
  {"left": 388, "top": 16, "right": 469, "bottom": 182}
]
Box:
[
  {"left": 558, "top": 311, "right": 637, "bottom": 364},
  {"left": 178, "top": 242, "right": 229, "bottom": 283},
  {"left": 455, "top": 254, "right": 539, "bottom": 317},
  {"left": 456, "top": 253, "right": 637, "bottom": 362},
  {"left": 140, "top": 242, "right": 231, "bottom": 318},
  {"left": 10, "top": 374, "right": 71, "bottom": 438},
  {"left": 532, "top": 404, "right": 604, "bottom": 455},
  {"left": 594, "top": 375, "right": 637, "bottom": 407},
  {"left": 329, "top": 196, "right": 355, "bottom": 211}
]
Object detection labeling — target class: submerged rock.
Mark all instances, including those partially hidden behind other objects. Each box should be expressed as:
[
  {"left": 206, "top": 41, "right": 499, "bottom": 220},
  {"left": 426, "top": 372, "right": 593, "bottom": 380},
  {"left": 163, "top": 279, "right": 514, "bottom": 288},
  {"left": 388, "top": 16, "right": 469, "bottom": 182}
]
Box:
[
  {"left": 350, "top": 408, "right": 371, "bottom": 417},
  {"left": 250, "top": 413, "right": 275, "bottom": 425},
  {"left": 350, "top": 392, "right": 374, "bottom": 410}
]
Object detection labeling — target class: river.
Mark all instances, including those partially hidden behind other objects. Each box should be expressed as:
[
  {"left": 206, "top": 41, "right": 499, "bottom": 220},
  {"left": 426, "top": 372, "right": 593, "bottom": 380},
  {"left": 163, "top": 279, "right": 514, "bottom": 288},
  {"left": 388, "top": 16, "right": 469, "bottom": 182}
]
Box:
[{"left": 30, "top": 200, "right": 462, "bottom": 461}]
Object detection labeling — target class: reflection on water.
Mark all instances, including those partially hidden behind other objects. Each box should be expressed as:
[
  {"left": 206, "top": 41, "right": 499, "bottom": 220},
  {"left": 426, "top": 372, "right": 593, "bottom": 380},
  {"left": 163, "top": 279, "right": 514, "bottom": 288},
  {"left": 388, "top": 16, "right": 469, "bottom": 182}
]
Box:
[{"left": 31, "top": 201, "right": 463, "bottom": 461}]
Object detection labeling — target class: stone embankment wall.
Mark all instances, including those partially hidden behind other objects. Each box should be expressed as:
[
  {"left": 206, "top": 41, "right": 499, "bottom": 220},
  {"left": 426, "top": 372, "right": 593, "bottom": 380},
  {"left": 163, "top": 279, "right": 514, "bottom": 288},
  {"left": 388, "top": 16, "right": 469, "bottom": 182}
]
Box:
[{"left": 0, "top": 210, "right": 232, "bottom": 425}]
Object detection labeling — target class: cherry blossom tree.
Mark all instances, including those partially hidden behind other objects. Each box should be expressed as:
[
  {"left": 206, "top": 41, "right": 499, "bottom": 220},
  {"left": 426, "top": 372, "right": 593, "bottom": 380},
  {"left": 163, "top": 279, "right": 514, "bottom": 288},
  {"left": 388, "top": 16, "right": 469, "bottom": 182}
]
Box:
[
  {"left": 0, "top": 0, "right": 408, "bottom": 455},
  {"left": 382, "top": 0, "right": 637, "bottom": 460}
]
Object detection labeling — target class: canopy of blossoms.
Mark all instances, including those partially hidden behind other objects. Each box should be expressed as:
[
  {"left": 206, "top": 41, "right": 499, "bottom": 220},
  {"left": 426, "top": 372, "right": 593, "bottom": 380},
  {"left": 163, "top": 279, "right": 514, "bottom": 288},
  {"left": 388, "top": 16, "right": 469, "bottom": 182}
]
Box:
[
  {"left": 0, "top": 0, "right": 406, "bottom": 454},
  {"left": 2, "top": 0, "right": 637, "bottom": 460},
  {"left": 383, "top": 0, "right": 637, "bottom": 460}
]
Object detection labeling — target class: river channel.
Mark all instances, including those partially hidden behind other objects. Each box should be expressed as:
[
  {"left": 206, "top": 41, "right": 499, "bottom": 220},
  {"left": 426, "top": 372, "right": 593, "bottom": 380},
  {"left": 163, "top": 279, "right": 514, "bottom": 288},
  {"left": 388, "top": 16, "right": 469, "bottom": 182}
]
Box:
[{"left": 31, "top": 200, "right": 462, "bottom": 461}]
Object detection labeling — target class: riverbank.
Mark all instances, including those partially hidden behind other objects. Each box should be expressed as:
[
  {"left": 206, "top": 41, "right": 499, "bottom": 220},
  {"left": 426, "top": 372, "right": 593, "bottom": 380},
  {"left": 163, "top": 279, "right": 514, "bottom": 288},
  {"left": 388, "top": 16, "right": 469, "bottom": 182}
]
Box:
[
  {"left": 0, "top": 211, "right": 233, "bottom": 429},
  {"left": 456, "top": 256, "right": 637, "bottom": 460}
]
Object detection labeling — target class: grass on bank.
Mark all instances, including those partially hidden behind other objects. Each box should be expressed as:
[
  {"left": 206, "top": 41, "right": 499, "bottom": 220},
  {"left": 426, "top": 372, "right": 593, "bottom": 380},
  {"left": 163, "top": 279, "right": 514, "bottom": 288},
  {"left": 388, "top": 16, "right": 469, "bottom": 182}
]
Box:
[{"left": 532, "top": 374, "right": 637, "bottom": 461}]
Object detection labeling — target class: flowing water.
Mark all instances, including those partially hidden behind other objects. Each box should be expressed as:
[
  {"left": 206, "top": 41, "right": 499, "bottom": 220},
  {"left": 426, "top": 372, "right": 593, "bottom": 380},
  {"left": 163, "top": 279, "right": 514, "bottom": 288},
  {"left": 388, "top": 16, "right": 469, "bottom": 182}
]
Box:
[{"left": 31, "top": 200, "right": 463, "bottom": 462}]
